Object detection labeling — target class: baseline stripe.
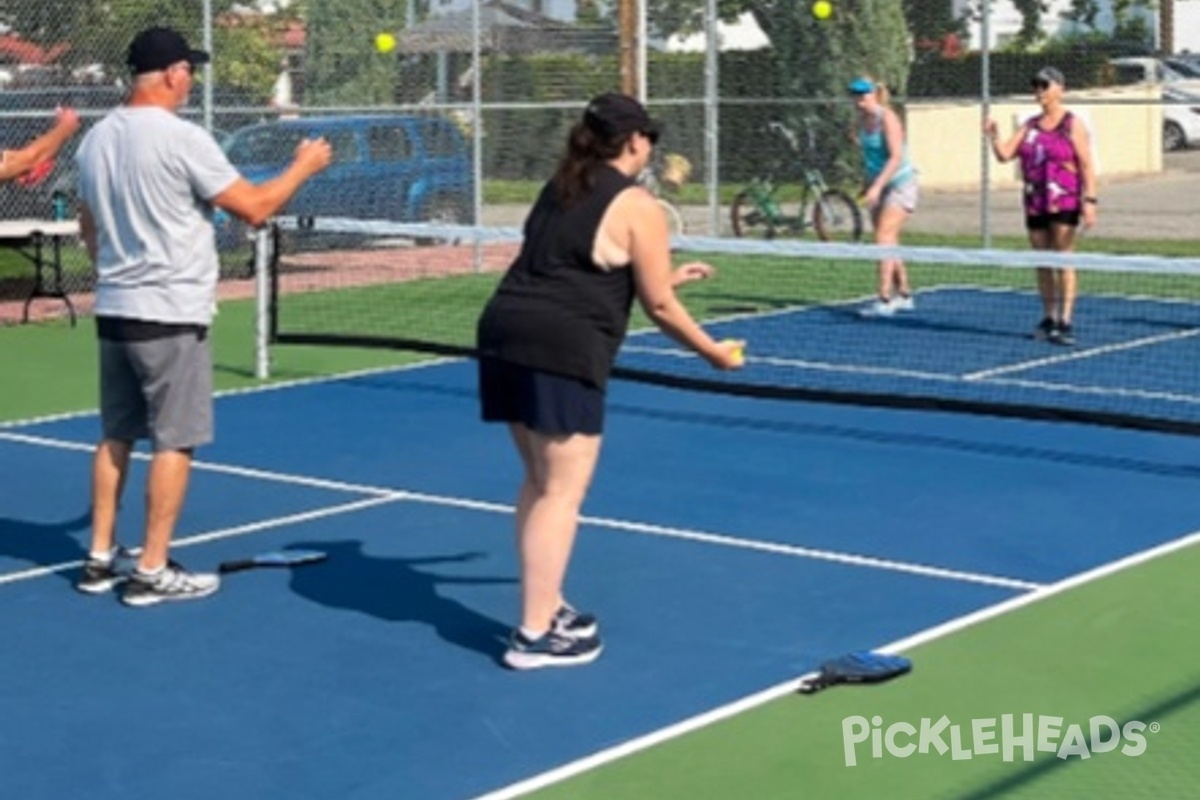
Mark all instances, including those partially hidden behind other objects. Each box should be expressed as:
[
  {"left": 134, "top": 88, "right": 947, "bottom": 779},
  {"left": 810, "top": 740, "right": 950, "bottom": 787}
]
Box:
[{"left": 0, "top": 432, "right": 1039, "bottom": 592}]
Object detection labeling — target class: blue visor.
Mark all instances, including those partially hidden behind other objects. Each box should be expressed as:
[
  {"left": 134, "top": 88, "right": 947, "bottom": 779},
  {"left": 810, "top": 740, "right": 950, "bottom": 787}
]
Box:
[{"left": 848, "top": 77, "right": 875, "bottom": 94}]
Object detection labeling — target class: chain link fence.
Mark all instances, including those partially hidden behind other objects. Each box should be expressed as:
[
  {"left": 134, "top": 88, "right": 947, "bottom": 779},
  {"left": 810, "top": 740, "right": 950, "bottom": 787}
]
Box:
[{"left": 2, "top": 0, "right": 1194, "bottom": 324}]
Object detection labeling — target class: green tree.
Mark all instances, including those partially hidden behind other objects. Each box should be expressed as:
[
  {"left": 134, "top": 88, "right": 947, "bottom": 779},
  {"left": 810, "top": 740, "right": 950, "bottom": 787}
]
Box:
[
  {"left": 1062, "top": 0, "right": 1103, "bottom": 29},
  {"left": 1009, "top": 0, "right": 1049, "bottom": 50},
  {"left": 644, "top": 0, "right": 910, "bottom": 97},
  {"left": 902, "top": 0, "right": 969, "bottom": 64},
  {"left": 1055, "top": 0, "right": 1155, "bottom": 53},
  {"left": 989, "top": 0, "right": 1154, "bottom": 53},
  {"left": 305, "top": 0, "right": 408, "bottom": 106},
  {"left": 0, "top": 1, "right": 88, "bottom": 45},
  {"left": 0, "top": 0, "right": 280, "bottom": 99},
  {"left": 1109, "top": 0, "right": 1156, "bottom": 52}
]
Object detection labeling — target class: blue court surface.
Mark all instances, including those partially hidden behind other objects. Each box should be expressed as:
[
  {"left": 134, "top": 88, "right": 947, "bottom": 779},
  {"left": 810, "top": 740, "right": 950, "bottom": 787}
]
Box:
[
  {"left": 621, "top": 287, "right": 1200, "bottom": 424},
  {"left": 4, "top": 294, "right": 1200, "bottom": 799}
]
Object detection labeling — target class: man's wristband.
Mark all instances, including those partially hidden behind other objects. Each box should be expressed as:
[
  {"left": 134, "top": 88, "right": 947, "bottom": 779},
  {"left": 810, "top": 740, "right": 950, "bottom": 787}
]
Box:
[{"left": 1083, "top": 196, "right": 1098, "bottom": 204}]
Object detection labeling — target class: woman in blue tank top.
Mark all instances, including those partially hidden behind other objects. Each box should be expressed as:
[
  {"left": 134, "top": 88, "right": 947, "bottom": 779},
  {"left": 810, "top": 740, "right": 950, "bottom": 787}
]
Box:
[{"left": 849, "top": 76, "right": 919, "bottom": 318}]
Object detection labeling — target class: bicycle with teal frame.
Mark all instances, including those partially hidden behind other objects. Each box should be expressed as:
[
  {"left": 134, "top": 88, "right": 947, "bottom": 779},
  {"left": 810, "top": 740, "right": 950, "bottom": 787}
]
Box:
[{"left": 730, "top": 120, "right": 863, "bottom": 242}]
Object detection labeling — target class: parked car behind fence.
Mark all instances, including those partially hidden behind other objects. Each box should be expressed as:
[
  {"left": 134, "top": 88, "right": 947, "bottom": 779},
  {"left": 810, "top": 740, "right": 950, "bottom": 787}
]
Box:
[
  {"left": 219, "top": 113, "right": 475, "bottom": 246},
  {"left": 0, "top": 84, "right": 265, "bottom": 221},
  {"left": 1108, "top": 57, "right": 1200, "bottom": 151}
]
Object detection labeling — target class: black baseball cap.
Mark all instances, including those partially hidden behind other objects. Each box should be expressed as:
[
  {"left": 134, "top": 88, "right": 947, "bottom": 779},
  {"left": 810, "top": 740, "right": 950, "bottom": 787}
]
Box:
[
  {"left": 127, "top": 26, "right": 210, "bottom": 75},
  {"left": 583, "top": 92, "right": 661, "bottom": 143}
]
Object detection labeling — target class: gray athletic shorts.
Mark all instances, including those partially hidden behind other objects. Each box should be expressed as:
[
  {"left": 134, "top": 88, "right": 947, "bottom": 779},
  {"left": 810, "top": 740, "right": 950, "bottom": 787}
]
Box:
[
  {"left": 880, "top": 178, "right": 919, "bottom": 213},
  {"left": 99, "top": 328, "right": 213, "bottom": 451}
]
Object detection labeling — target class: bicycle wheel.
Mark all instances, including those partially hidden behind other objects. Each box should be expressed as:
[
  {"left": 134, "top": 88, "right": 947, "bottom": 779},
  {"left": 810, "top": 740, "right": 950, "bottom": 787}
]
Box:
[
  {"left": 811, "top": 190, "right": 863, "bottom": 243},
  {"left": 730, "top": 191, "right": 777, "bottom": 239},
  {"left": 658, "top": 198, "right": 686, "bottom": 238}
]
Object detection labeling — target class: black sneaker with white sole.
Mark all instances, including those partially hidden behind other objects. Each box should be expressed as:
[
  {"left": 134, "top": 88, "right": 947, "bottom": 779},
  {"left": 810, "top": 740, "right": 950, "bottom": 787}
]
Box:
[
  {"left": 1032, "top": 317, "right": 1056, "bottom": 341},
  {"left": 503, "top": 629, "right": 603, "bottom": 670},
  {"left": 120, "top": 561, "right": 220, "bottom": 607},
  {"left": 75, "top": 546, "right": 133, "bottom": 595},
  {"left": 553, "top": 603, "right": 598, "bottom": 639},
  {"left": 1050, "top": 322, "right": 1076, "bottom": 346}
]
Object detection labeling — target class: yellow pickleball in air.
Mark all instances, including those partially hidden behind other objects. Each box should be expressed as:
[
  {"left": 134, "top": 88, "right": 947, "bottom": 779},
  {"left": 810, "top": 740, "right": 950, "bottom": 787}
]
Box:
[
  {"left": 812, "top": 0, "right": 833, "bottom": 20},
  {"left": 374, "top": 32, "right": 396, "bottom": 53}
]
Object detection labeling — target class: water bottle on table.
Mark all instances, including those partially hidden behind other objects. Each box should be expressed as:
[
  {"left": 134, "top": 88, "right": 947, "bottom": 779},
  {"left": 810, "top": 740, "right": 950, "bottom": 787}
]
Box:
[{"left": 51, "top": 190, "right": 69, "bottom": 221}]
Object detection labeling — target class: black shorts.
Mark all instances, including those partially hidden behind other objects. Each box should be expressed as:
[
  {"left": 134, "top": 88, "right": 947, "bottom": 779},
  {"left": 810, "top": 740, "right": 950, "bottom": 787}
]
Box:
[
  {"left": 1026, "top": 211, "right": 1080, "bottom": 230},
  {"left": 478, "top": 358, "right": 605, "bottom": 436}
]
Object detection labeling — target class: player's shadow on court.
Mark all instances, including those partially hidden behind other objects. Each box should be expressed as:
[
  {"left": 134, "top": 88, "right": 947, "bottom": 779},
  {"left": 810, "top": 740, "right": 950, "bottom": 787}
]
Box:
[
  {"left": 0, "top": 510, "right": 91, "bottom": 585},
  {"left": 285, "top": 540, "right": 513, "bottom": 662}
]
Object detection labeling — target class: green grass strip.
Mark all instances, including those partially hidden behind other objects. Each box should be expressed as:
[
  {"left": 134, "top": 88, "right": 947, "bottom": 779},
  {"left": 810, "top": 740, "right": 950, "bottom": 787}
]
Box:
[
  {"left": 0, "top": 299, "right": 423, "bottom": 423},
  {"left": 521, "top": 541, "right": 1200, "bottom": 800}
]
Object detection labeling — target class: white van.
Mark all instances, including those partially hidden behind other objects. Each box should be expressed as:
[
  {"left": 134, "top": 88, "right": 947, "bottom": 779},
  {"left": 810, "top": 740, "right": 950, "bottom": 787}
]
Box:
[{"left": 1109, "top": 57, "right": 1200, "bottom": 150}]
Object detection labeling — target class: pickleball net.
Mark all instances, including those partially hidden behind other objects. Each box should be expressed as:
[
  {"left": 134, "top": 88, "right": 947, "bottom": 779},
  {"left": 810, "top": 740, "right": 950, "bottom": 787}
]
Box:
[{"left": 261, "top": 216, "right": 1200, "bottom": 436}]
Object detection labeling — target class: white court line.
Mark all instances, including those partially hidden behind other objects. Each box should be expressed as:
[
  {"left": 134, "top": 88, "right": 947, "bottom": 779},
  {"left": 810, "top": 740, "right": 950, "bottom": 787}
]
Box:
[
  {"left": 966, "top": 327, "right": 1200, "bottom": 380},
  {"left": 468, "top": 528, "right": 1200, "bottom": 800},
  {"left": 979, "top": 376, "right": 1200, "bottom": 405},
  {"left": 0, "top": 431, "right": 1039, "bottom": 592},
  {"left": 574, "top": 516, "right": 1038, "bottom": 591},
  {"left": 621, "top": 340, "right": 1200, "bottom": 408},
  {"left": 621, "top": 344, "right": 958, "bottom": 383},
  {"left": 625, "top": 283, "right": 1200, "bottom": 406},
  {"left": 0, "top": 358, "right": 461, "bottom": 431},
  {"left": 932, "top": 282, "right": 1200, "bottom": 308},
  {"left": 0, "top": 495, "right": 403, "bottom": 587}
]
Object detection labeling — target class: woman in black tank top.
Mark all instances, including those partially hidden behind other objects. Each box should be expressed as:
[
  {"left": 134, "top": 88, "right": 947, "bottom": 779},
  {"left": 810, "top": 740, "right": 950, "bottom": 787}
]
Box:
[{"left": 476, "top": 93, "right": 745, "bottom": 670}]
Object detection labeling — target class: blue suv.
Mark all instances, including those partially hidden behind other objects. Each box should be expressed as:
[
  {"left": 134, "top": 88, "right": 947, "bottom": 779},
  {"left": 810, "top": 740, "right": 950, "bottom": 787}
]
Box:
[{"left": 219, "top": 114, "right": 474, "bottom": 242}]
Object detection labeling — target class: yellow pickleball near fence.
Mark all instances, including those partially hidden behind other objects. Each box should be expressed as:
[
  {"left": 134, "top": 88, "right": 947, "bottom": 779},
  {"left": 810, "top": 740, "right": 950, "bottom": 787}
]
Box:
[{"left": 374, "top": 32, "right": 396, "bottom": 53}]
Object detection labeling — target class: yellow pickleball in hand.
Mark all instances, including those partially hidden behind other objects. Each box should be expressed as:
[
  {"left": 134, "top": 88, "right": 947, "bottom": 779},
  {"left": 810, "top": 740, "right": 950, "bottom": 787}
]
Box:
[{"left": 720, "top": 339, "right": 746, "bottom": 367}]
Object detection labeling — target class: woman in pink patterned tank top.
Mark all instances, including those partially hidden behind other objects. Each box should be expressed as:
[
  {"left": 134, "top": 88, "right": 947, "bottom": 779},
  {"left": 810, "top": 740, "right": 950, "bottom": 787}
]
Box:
[{"left": 985, "top": 66, "right": 1097, "bottom": 346}]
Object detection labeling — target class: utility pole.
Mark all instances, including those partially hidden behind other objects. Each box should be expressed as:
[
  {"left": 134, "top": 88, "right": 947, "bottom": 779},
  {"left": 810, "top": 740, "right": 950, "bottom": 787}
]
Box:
[
  {"left": 619, "top": 0, "right": 637, "bottom": 94},
  {"left": 1160, "top": 0, "right": 1174, "bottom": 54}
]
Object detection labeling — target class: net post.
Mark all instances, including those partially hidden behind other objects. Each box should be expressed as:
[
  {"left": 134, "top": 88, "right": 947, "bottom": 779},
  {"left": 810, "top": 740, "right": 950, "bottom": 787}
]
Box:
[
  {"left": 704, "top": 0, "right": 720, "bottom": 236},
  {"left": 980, "top": 0, "right": 992, "bottom": 248},
  {"left": 253, "top": 224, "right": 273, "bottom": 380}
]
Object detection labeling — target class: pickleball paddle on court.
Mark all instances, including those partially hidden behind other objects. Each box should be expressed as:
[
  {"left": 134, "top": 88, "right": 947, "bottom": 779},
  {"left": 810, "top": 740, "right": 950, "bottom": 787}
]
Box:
[
  {"left": 797, "top": 651, "right": 912, "bottom": 694},
  {"left": 217, "top": 549, "right": 328, "bottom": 574}
]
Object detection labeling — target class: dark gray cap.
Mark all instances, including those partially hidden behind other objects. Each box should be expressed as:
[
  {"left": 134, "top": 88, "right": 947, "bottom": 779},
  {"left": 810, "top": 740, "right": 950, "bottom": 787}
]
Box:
[{"left": 1033, "top": 66, "right": 1065, "bottom": 87}]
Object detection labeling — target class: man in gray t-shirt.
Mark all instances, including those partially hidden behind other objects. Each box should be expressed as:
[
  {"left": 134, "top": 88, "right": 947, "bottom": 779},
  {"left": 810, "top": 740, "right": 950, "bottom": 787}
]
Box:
[
  {"left": 77, "top": 104, "right": 238, "bottom": 325},
  {"left": 75, "top": 26, "right": 331, "bottom": 607}
]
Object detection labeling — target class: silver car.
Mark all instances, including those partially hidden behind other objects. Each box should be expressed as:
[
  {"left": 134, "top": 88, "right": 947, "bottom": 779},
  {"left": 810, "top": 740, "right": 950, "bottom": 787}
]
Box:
[{"left": 1109, "top": 57, "right": 1200, "bottom": 151}]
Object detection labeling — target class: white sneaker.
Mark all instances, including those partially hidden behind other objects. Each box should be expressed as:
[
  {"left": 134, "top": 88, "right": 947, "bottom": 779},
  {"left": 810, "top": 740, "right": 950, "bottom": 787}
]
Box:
[
  {"left": 120, "top": 561, "right": 220, "bottom": 607},
  {"left": 503, "top": 629, "right": 603, "bottom": 670},
  {"left": 859, "top": 298, "right": 896, "bottom": 318},
  {"left": 892, "top": 295, "right": 915, "bottom": 312}
]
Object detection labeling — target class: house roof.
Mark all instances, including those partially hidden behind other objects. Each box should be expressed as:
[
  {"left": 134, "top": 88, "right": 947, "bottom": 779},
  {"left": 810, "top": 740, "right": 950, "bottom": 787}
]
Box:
[
  {"left": 0, "top": 34, "right": 69, "bottom": 65},
  {"left": 393, "top": 0, "right": 611, "bottom": 54}
]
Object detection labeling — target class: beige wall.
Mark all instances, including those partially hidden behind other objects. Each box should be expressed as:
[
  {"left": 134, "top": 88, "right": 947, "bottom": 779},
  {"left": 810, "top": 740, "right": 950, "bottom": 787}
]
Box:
[{"left": 906, "top": 85, "right": 1163, "bottom": 190}]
